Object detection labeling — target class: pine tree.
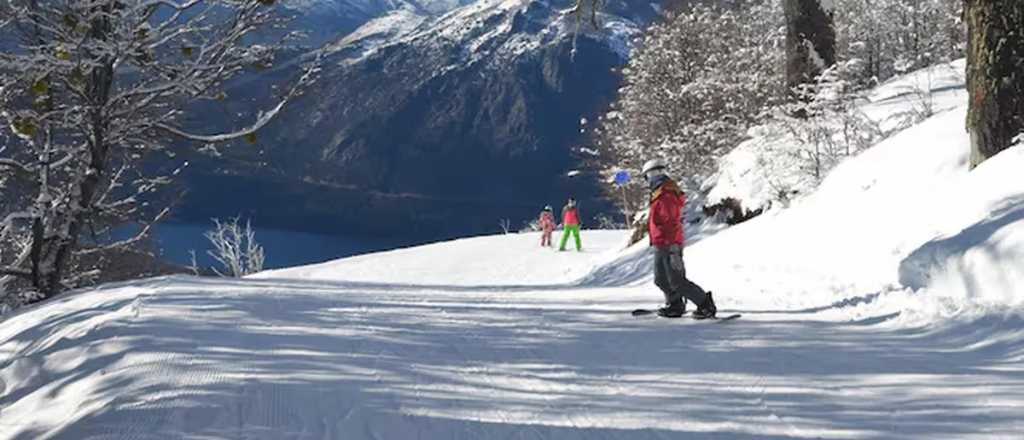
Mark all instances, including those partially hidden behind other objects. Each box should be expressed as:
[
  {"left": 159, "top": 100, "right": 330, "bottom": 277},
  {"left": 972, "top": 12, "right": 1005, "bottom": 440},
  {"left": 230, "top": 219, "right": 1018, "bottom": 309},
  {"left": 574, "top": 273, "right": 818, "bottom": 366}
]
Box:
[{"left": 965, "top": 0, "right": 1024, "bottom": 168}]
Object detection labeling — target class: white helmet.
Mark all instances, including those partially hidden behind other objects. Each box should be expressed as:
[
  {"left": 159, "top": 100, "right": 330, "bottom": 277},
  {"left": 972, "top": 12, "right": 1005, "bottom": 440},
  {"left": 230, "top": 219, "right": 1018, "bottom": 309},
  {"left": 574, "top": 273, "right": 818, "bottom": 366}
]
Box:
[{"left": 641, "top": 158, "right": 667, "bottom": 176}]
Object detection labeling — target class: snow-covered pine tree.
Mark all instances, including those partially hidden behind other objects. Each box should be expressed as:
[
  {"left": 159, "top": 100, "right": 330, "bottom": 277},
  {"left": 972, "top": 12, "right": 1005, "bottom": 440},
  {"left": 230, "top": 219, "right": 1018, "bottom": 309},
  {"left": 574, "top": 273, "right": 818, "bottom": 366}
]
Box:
[
  {"left": 0, "top": 0, "right": 318, "bottom": 308},
  {"left": 965, "top": 0, "right": 1024, "bottom": 168}
]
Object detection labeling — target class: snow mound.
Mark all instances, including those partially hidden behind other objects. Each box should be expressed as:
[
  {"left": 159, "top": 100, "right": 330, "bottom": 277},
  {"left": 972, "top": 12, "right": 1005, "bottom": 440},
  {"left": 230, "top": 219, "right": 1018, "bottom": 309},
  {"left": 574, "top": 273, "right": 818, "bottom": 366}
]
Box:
[
  {"left": 896, "top": 146, "right": 1024, "bottom": 319},
  {"left": 869, "top": 59, "right": 967, "bottom": 103}
]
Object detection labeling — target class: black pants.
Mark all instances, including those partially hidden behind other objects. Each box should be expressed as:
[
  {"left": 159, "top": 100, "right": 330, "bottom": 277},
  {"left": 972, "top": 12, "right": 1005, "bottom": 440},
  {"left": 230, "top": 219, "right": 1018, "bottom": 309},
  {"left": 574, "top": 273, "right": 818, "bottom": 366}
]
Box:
[{"left": 654, "top": 245, "right": 708, "bottom": 306}]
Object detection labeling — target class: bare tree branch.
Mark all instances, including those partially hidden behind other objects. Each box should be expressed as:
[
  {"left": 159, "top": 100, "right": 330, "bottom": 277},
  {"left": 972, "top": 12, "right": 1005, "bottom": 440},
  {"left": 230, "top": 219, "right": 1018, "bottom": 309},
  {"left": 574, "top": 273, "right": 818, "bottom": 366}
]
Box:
[
  {"left": 0, "top": 0, "right": 315, "bottom": 306},
  {"left": 0, "top": 158, "right": 33, "bottom": 174},
  {"left": 76, "top": 206, "right": 171, "bottom": 256},
  {"left": 153, "top": 59, "right": 319, "bottom": 143},
  {"left": 0, "top": 267, "right": 31, "bottom": 278}
]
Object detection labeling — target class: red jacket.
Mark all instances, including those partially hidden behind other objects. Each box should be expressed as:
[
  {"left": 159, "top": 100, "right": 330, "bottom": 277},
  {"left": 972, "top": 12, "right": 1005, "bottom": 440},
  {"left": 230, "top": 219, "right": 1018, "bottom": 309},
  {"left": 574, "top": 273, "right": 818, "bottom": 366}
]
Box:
[
  {"left": 648, "top": 178, "right": 685, "bottom": 247},
  {"left": 539, "top": 211, "right": 556, "bottom": 231},
  {"left": 562, "top": 206, "right": 580, "bottom": 226}
]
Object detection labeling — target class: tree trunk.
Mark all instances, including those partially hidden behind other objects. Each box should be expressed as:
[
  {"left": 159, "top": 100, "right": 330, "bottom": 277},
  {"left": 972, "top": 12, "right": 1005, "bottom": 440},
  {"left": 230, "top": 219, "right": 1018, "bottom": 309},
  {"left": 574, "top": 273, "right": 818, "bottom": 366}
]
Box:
[
  {"left": 966, "top": 0, "right": 1024, "bottom": 168},
  {"left": 784, "top": 0, "right": 836, "bottom": 91},
  {"left": 29, "top": 5, "right": 116, "bottom": 299}
]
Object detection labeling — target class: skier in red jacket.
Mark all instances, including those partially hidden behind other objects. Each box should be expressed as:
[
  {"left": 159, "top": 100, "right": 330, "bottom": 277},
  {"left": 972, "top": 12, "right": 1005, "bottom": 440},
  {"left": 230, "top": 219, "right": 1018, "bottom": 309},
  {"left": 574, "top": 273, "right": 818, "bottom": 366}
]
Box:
[
  {"left": 643, "top": 159, "right": 716, "bottom": 319},
  {"left": 559, "top": 198, "right": 583, "bottom": 251},
  {"left": 538, "top": 206, "right": 556, "bottom": 247}
]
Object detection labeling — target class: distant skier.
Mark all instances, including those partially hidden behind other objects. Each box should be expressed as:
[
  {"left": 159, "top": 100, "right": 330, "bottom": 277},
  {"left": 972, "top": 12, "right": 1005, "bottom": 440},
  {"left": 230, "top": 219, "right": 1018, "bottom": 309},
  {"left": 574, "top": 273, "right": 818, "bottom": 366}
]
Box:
[
  {"left": 539, "top": 206, "right": 556, "bottom": 247},
  {"left": 642, "top": 159, "right": 717, "bottom": 319},
  {"left": 559, "top": 198, "right": 583, "bottom": 252}
]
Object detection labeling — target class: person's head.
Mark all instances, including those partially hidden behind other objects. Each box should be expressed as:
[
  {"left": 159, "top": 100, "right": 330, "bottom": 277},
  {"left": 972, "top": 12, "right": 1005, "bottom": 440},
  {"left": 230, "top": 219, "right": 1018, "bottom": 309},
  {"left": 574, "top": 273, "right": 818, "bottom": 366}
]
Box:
[
  {"left": 567, "top": 198, "right": 576, "bottom": 207},
  {"left": 641, "top": 158, "right": 668, "bottom": 181},
  {"left": 543, "top": 205, "right": 553, "bottom": 212}
]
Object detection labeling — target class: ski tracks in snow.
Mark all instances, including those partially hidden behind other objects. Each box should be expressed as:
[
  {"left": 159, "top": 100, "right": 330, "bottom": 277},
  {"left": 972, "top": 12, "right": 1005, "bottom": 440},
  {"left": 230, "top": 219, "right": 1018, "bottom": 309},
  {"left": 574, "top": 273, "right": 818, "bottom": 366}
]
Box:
[{"left": 4, "top": 274, "right": 1024, "bottom": 439}]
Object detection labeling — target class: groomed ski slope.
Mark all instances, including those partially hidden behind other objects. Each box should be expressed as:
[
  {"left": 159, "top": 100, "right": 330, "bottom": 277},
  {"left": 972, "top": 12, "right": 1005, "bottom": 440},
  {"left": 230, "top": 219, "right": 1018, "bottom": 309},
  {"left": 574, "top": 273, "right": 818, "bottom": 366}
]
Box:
[{"left": 3, "top": 64, "right": 1024, "bottom": 439}]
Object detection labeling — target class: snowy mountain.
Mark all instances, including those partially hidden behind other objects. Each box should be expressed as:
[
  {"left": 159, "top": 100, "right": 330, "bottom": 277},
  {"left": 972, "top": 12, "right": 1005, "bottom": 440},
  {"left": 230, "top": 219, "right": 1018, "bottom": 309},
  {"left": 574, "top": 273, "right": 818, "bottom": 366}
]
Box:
[
  {"left": 277, "top": 0, "right": 478, "bottom": 45},
  {"left": 177, "top": 0, "right": 658, "bottom": 239},
  {"left": 285, "top": 0, "right": 473, "bottom": 16},
  {"left": 3, "top": 62, "right": 1023, "bottom": 439}
]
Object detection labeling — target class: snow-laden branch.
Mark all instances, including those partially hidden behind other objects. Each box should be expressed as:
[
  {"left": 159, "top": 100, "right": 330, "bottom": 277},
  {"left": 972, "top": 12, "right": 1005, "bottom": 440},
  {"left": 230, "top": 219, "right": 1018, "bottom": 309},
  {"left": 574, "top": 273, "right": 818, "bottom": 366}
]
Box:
[
  {"left": 204, "top": 217, "right": 264, "bottom": 278},
  {"left": 0, "top": 158, "right": 33, "bottom": 174},
  {"left": 154, "top": 59, "right": 319, "bottom": 143},
  {"left": 136, "top": 0, "right": 203, "bottom": 15},
  {"left": 0, "top": 267, "right": 32, "bottom": 278},
  {"left": 76, "top": 207, "right": 171, "bottom": 256}
]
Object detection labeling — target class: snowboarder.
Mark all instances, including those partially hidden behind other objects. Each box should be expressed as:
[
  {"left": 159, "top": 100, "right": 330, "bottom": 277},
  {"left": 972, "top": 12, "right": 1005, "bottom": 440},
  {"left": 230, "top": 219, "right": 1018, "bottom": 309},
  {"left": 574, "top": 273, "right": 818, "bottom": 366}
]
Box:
[
  {"left": 539, "top": 206, "right": 556, "bottom": 247},
  {"left": 559, "top": 198, "right": 583, "bottom": 252},
  {"left": 642, "top": 159, "right": 717, "bottom": 319}
]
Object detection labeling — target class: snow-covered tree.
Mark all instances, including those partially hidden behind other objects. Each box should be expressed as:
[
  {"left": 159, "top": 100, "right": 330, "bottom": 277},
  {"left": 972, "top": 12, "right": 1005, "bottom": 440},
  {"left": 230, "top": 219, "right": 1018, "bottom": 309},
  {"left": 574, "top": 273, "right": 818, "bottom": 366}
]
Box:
[
  {"left": 832, "top": 0, "right": 964, "bottom": 86},
  {"left": 589, "top": 0, "right": 786, "bottom": 203},
  {"left": 965, "top": 0, "right": 1024, "bottom": 168},
  {"left": 0, "top": 1, "right": 318, "bottom": 307},
  {"left": 777, "top": 60, "right": 884, "bottom": 182},
  {"left": 591, "top": 0, "right": 966, "bottom": 218},
  {"left": 205, "top": 217, "right": 264, "bottom": 278}
]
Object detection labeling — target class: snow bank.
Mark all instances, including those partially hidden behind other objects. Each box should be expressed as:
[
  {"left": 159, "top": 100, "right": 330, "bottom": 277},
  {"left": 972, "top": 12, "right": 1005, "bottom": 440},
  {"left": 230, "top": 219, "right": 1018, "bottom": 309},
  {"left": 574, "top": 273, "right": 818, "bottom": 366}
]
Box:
[
  {"left": 707, "top": 59, "right": 968, "bottom": 212},
  {"left": 896, "top": 145, "right": 1024, "bottom": 320},
  {"left": 696, "top": 60, "right": 1023, "bottom": 325},
  {"left": 868, "top": 59, "right": 967, "bottom": 104}
]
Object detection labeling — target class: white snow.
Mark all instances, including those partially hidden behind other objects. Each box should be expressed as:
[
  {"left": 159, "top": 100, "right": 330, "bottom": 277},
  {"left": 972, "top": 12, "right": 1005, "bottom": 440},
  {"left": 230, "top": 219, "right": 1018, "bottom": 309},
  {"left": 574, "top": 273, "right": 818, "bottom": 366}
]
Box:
[
  {"left": 708, "top": 59, "right": 969, "bottom": 211},
  {"left": 599, "top": 17, "right": 641, "bottom": 59},
  {"left": 324, "top": 0, "right": 642, "bottom": 70},
  {"left": 326, "top": 9, "right": 429, "bottom": 61},
  {"left": 284, "top": 0, "right": 471, "bottom": 16},
  {"left": 2, "top": 63, "right": 1024, "bottom": 438},
  {"left": 256, "top": 230, "right": 630, "bottom": 286}
]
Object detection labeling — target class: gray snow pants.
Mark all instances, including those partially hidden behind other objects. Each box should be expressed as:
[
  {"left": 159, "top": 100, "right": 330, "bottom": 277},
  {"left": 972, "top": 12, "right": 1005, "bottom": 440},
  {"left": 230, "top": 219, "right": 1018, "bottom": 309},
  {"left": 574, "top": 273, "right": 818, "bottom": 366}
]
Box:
[{"left": 653, "top": 245, "right": 708, "bottom": 307}]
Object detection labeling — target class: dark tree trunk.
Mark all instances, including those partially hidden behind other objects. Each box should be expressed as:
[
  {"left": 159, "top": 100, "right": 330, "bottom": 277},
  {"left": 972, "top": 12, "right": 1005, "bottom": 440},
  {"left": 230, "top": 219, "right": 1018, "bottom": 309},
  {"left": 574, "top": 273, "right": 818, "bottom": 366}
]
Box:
[
  {"left": 784, "top": 0, "right": 836, "bottom": 91},
  {"left": 28, "top": 5, "right": 116, "bottom": 299},
  {"left": 966, "top": 0, "right": 1024, "bottom": 168}
]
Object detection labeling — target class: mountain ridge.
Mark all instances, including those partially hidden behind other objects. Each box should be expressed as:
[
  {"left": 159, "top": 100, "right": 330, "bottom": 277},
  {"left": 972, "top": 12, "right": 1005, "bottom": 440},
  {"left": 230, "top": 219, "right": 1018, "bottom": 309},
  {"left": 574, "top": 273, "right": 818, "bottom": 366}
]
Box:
[{"left": 177, "top": 0, "right": 659, "bottom": 238}]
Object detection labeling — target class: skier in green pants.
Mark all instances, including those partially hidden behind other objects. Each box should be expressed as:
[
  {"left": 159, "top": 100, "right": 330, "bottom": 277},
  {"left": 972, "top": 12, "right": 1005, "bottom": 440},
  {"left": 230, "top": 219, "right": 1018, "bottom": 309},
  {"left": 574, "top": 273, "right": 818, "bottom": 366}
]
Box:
[{"left": 559, "top": 198, "right": 583, "bottom": 252}]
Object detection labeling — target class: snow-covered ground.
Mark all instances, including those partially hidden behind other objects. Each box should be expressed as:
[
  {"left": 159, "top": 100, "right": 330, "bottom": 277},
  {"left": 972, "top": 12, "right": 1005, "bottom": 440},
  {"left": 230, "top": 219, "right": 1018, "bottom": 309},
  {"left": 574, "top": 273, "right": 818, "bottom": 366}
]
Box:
[
  {"left": 2, "top": 65, "right": 1024, "bottom": 438},
  {"left": 255, "top": 231, "right": 632, "bottom": 286},
  {"left": 709, "top": 60, "right": 969, "bottom": 212}
]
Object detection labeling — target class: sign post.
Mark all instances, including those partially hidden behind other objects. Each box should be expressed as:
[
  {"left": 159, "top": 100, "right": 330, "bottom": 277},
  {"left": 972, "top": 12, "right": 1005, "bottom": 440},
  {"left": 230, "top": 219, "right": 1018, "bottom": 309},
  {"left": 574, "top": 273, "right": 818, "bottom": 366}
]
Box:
[{"left": 613, "top": 170, "right": 631, "bottom": 228}]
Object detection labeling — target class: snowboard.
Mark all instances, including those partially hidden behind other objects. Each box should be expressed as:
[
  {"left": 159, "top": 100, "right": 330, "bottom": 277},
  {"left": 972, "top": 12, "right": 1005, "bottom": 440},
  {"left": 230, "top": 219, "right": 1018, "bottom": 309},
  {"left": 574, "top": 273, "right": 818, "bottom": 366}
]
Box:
[{"left": 631, "top": 309, "right": 741, "bottom": 321}]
